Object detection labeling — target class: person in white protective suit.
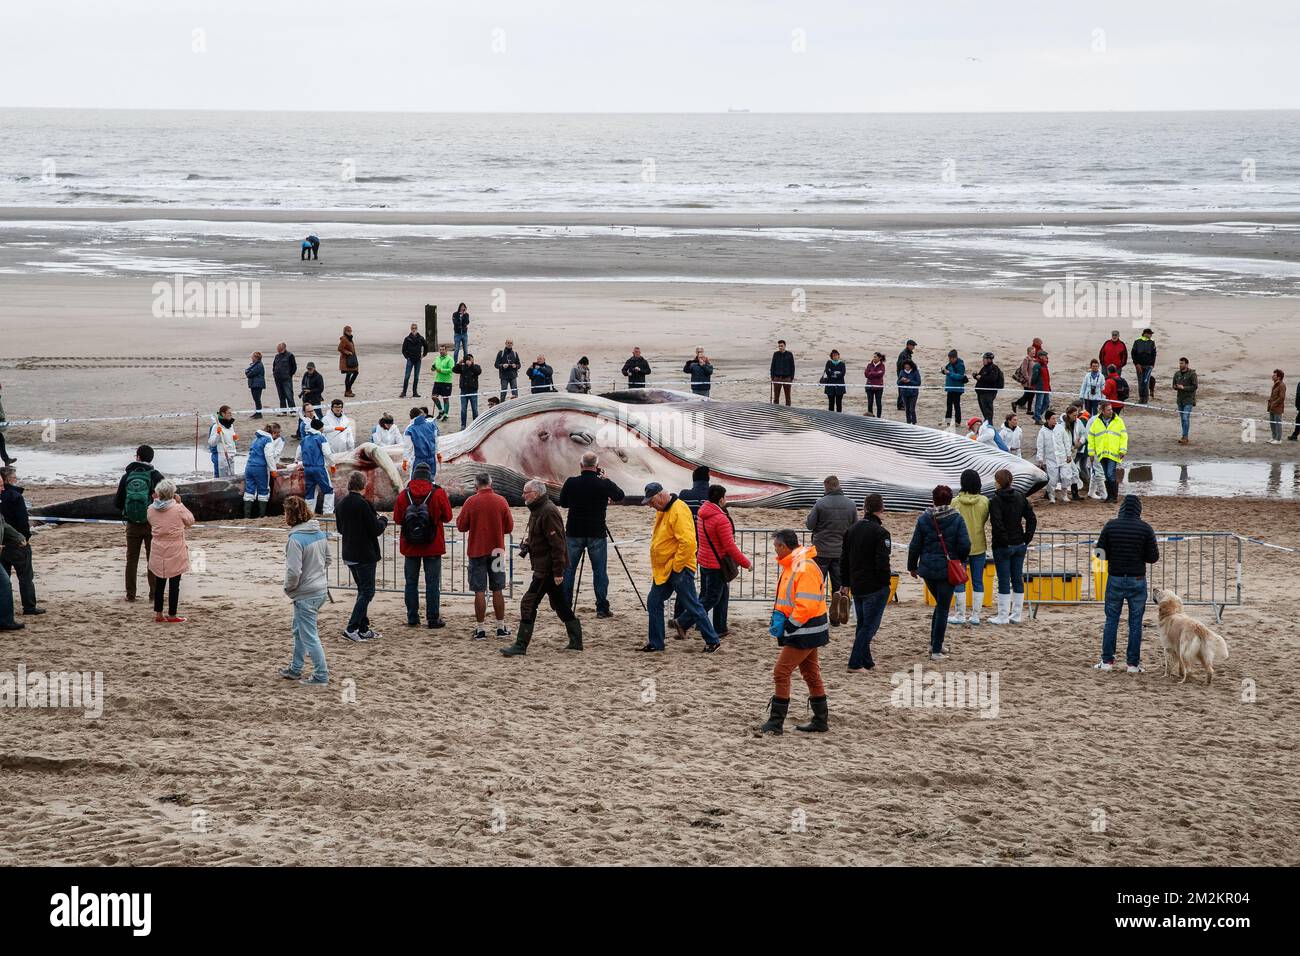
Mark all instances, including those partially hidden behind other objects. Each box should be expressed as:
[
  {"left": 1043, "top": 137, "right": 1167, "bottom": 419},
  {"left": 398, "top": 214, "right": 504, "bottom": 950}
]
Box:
[
  {"left": 321, "top": 399, "right": 356, "bottom": 455},
  {"left": 207, "top": 405, "right": 239, "bottom": 478},
  {"left": 243, "top": 422, "right": 285, "bottom": 518},
  {"left": 371, "top": 412, "right": 403, "bottom": 449},
  {"left": 1034, "top": 408, "right": 1072, "bottom": 504}
]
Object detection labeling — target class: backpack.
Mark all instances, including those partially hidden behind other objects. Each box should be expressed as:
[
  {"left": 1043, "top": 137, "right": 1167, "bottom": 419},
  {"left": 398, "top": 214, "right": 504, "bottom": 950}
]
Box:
[
  {"left": 123, "top": 470, "right": 152, "bottom": 524},
  {"left": 1115, "top": 377, "right": 1130, "bottom": 402},
  {"left": 400, "top": 488, "right": 436, "bottom": 545}
]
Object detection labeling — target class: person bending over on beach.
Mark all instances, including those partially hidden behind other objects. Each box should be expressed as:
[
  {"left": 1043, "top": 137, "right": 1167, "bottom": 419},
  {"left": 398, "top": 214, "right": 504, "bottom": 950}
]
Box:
[
  {"left": 280, "top": 495, "right": 331, "bottom": 686},
  {"left": 146, "top": 479, "right": 195, "bottom": 624},
  {"left": 758, "top": 529, "right": 831, "bottom": 735},
  {"left": 501, "top": 478, "right": 583, "bottom": 656},
  {"left": 207, "top": 406, "right": 238, "bottom": 478},
  {"left": 301, "top": 234, "right": 319, "bottom": 261},
  {"left": 243, "top": 422, "right": 284, "bottom": 519}
]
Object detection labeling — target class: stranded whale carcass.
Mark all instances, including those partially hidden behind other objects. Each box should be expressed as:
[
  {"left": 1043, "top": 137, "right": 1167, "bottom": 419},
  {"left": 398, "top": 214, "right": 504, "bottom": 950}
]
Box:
[
  {"left": 433, "top": 389, "right": 1045, "bottom": 510},
  {"left": 33, "top": 391, "right": 1044, "bottom": 521}
]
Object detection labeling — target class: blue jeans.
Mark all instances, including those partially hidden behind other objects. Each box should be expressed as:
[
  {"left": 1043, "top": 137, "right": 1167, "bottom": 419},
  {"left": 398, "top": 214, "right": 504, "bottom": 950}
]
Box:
[
  {"left": 402, "top": 358, "right": 421, "bottom": 394},
  {"left": 647, "top": 569, "right": 718, "bottom": 649},
  {"left": 1033, "top": 389, "right": 1050, "bottom": 421},
  {"left": 698, "top": 566, "right": 730, "bottom": 633},
  {"left": 850, "top": 586, "right": 889, "bottom": 669},
  {"left": 290, "top": 593, "right": 329, "bottom": 678},
  {"left": 453, "top": 332, "right": 468, "bottom": 361},
  {"left": 563, "top": 536, "right": 610, "bottom": 614},
  {"left": 993, "top": 543, "right": 1027, "bottom": 594},
  {"left": 404, "top": 555, "right": 442, "bottom": 624},
  {"left": 1102, "top": 575, "right": 1147, "bottom": 666},
  {"left": 460, "top": 394, "right": 479, "bottom": 429},
  {"left": 1179, "top": 405, "right": 1192, "bottom": 439},
  {"left": 499, "top": 373, "right": 518, "bottom": 399},
  {"left": 346, "top": 561, "right": 376, "bottom": 633},
  {"left": 967, "top": 552, "right": 987, "bottom": 597},
  {"left": 926, "top": 577, "right": 955, "bottom": 654},
  {"left": 1101, "top": 457, "right": 1118, "bottom": 482}
]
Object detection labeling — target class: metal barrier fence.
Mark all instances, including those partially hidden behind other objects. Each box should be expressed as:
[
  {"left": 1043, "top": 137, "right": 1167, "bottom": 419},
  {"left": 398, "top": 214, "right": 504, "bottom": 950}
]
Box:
[
  {"left": 319, "top": 519, "right": 516, "bottom": 597},
  {"left": 1022, "top": 530, "right": 1242, "bottom": 621},
  {"left": 330, "top": 521, "right": 1241, "bottom": 621}
]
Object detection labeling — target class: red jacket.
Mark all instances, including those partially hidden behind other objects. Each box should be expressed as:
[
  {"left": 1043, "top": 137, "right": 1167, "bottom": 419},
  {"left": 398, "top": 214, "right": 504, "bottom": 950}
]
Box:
[
  {"left": 454, "top": 486, "right": 515, "bottom": 558},
  {"left": 1103, "top": 374, "right": 1125, "bottom": 412},
  {"left": 1099, "top": 339, "right": 1128, "bottom": 372},
  {"left": 695, "top": 501, "right": 752, "bottom": 571},
  {"left": 393, "top": 479, "right": 452, "bottom": 556}
]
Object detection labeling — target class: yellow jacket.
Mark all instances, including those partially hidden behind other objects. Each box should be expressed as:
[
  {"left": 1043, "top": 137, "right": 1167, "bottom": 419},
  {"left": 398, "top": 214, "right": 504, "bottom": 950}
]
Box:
[
  {"left": 1087, "top": 413, "right": 1128, "bottom": 462},
  {"left": 650, "top": 497, "right": 697, "bottom": 585}
]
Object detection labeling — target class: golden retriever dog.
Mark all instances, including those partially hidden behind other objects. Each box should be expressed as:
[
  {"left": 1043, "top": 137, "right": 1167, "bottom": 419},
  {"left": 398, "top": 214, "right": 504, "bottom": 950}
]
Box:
[{"left": 1151, "top": 589, "right": 1229, "bottom": 684}]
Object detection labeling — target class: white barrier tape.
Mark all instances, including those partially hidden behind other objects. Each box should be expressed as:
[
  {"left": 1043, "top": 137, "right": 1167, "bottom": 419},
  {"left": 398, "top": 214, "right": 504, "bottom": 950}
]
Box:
[{"left": 1, "top": 376, "right": 1290, "bottom": 429}]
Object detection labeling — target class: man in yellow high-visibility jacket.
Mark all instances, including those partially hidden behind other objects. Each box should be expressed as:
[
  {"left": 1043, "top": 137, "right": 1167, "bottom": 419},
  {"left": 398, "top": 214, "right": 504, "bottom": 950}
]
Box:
[
  {"left": 758, "top": 529, "right": 830, "bottom": 735},
  {"left": 641, "top": 482, "right": 721, "bottom": 652},
  {"left": 1086, "top": 401, "right": 1128, "bottom": 503}
]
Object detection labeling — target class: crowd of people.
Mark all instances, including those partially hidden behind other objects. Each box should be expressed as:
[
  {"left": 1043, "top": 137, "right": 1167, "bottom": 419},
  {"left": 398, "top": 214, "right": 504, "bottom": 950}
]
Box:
[{"left": 0, "top": 311, "right": 1291, "bottom": 733}]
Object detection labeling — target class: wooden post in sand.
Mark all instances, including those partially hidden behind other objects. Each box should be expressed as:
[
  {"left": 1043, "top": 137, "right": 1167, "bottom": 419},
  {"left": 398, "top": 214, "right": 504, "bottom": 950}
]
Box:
[{"left": 425, "top": 304, "right": 438, "bottom": 351}]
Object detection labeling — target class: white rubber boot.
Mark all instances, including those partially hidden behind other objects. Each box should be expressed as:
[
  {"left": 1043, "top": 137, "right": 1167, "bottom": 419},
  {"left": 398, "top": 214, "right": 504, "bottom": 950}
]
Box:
[
  {"left": 989, "top": 593, "right": 1011, "bottom": 625},
  {"left": 1009, "top": 592, "right": 1025, "bottom": 624},
  {"left": 949, "top": 591, "right": 966, "bottom": 624},
  {"left": 969, "top": 596, "right": 982, "bottom": 626}
]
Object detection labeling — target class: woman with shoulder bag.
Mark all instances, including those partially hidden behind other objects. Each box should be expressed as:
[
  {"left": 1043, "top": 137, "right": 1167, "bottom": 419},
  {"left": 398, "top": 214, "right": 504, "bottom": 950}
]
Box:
[
  {"left": 907, "top": 484, "right": 971, "bottom": 661},
  {"left": 694, "top": 485, "right": 752, "bottom": 639}
]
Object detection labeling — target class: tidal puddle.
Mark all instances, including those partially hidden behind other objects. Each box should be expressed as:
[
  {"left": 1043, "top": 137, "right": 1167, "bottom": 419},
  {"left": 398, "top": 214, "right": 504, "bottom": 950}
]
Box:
[
  {"left": 1123, "top": 461, "right": 1299, "bottom": 499},
  {"left": 7, "top": 446, "right": 209, "bottom": 485}
]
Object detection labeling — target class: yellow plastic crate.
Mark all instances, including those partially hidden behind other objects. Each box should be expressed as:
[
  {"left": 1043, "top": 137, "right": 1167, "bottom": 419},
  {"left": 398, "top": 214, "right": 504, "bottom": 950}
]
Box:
[
  {"left": 1091, "top": 555, "right": 1108, "bottom": 599},
  {"left": 1023, "top": 572, "right": 1082, "bottom": 602},
  {"left": 922, "top": 562, "right": 996, "bottom": 608}
]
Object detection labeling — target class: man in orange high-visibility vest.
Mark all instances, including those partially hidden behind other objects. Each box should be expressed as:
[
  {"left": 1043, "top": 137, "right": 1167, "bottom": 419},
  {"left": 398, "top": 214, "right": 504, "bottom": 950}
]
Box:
[{"left": 758, "top": 529, "right": 830, "bottom": 735}]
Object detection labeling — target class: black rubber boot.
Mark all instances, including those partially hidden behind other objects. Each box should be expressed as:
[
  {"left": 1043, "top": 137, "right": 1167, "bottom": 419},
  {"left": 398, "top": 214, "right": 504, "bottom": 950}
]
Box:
[
  {"left": 256, "top": 500, "right": 268, "bottom": 518},
  {"left": 795, "top": 696, "right": 830, "bottom": 733},
  {"left": 1105, "top": 479, "right": 1119, "bottom": 503},
  {"left": 500, "top": 618, "right": 533, "bottom": 657},
  {"left": 562, "top": 618, "right": 583, "bottom": 651},
  {"left": 242, "top": 500, "right": 254, "bottom": 519},
  {"left": 758, "top": 696, "right": 789, "bottom": 735}
]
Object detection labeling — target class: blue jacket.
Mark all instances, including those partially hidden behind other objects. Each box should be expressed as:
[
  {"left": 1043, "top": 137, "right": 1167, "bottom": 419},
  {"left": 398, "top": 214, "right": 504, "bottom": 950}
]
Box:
[
  {"left": 300, "top": 431, "right": 330, "bottom": 472},
  {"left": 245, "top": 360, "right": 266, "bottom": 391},
  {"left": 907, "top": 506, "right": 972, "bottom": 581},
  {"left": 406, "top": 415, "right": 438, "bottom": 464},
  {"left": 248, "top": 431, "right": 275, "bottom": 472},
  {"left": 897, "top": 366, "right": 921, "bottom": 395},
  {"left": 943, "top": 359, "right": 967, "bottom": 394}
]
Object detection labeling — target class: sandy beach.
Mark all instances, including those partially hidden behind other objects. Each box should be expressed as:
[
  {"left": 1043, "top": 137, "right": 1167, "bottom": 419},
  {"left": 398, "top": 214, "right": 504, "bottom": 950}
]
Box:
[{"left": 2, "top": 205, "right": 1299, "bottom": 867}]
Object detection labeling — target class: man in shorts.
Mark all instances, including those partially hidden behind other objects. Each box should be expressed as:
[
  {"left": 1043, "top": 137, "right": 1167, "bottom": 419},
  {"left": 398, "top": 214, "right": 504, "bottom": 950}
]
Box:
[{"left": 455, "top": 472, "right": 515, "bottom": 640}]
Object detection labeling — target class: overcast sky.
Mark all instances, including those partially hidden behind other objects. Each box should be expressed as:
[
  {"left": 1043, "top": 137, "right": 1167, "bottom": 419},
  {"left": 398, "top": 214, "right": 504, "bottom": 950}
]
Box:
[{"left": 3, "top": 0, "right": 1297, "bottom": 112}]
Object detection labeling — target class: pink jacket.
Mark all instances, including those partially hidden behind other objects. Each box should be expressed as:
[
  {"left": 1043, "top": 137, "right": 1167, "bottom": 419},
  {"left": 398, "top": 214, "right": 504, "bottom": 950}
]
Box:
[
  {"left": 695, "top": 501, "right": 751, "bottom": 571},
  {"left": 146, "top": 499, "right": 196, "bottom": 578}
]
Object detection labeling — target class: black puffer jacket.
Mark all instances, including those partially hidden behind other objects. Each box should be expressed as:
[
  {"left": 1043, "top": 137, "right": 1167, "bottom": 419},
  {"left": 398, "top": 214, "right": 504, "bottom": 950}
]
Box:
[
  {"left": 1096, "top": 495, "right": 1160, "bottom": 577},
  {"left": 335, "top": 491, "right": 388, "bottom": 564},
  {"left": 988, "top": 488, "right": 1037, "bottom": 549}
]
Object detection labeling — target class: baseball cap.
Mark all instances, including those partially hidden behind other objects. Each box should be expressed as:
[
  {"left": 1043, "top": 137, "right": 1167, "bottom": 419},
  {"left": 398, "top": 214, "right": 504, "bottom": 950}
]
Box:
[{"left": 643, "top": 482, "right": 663, "bottom": 500}]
